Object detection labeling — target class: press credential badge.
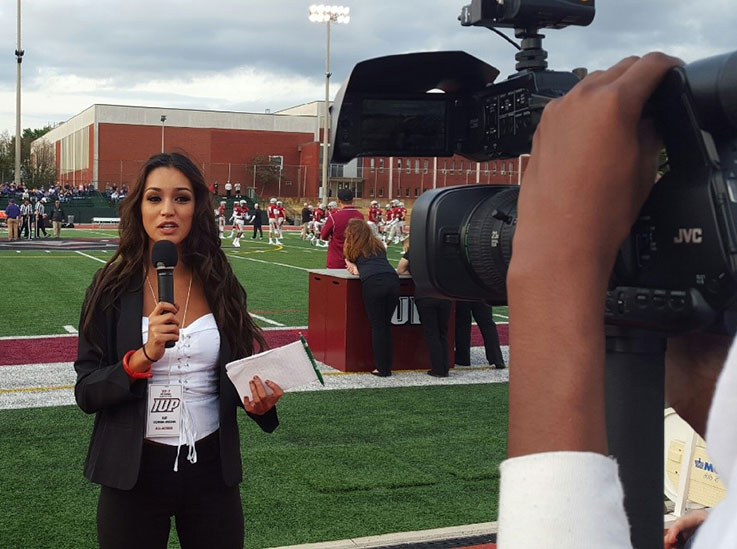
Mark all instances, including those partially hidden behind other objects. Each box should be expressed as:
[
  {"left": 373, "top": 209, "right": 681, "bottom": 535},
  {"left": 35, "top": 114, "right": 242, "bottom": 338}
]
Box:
[{"left": 146, "top": 384, "right": 182, "bottom": 438}]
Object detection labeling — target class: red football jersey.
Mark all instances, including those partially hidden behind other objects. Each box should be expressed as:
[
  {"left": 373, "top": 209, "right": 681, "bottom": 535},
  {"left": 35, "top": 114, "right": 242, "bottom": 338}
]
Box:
[
  {"left": 314, "top": 208, "right": 324, "bottom": 222},
  {"left": 276, "top": 205, "right": 285, "bottom": 218},
  {"left": 267, "top": 204, "right": 279, "bottom": 219},
  {"left": 368, "top": 206, "right": 381, "bottom": 223},
  {"left": 385, "top": 208, "right": 394, "bottom": 222},
  {"left": 218, "top": 205, "right": 226, "bottom": 217}
]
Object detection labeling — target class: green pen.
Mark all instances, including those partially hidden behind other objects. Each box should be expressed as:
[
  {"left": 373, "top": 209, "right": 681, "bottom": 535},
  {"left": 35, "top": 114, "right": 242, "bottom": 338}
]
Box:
[{"left": 300, "top": 334, "right": 325, "bottom": 386}]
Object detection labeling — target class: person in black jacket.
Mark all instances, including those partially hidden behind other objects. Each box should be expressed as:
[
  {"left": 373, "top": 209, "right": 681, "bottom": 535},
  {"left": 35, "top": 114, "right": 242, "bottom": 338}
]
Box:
[
  {"left": 454, "top": 302, "right": 506, "bottom": 368},
  {"left": 397, "top": 242, "right": 452, "bottom": 377},
  {"left": 75, "top": 153, "right": 282, "bottom": 549},
  {"left": 344, "top": 219, "right": 400, "bottom": 377}
]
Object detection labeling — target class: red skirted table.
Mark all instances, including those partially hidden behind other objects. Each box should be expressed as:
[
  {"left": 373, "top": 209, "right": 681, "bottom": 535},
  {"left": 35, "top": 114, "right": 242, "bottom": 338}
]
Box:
[{"left": 307, "top": 269, "right": 454, "bottom": 372}]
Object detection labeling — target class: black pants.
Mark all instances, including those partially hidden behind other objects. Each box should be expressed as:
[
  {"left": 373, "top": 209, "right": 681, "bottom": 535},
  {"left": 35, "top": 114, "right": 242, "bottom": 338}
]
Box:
[
  {"left": 97, "top": 431, "right": 243, "bottom": 549},
  {"left": 454, "top": 301, "right": 505, "bottom": 367},
  {"left": 252, "top": 223, "right": 263, "bottom": 238},
  {"left": 415, "top": 296, "right": 451, "bottom": 376},
  {"left": 35, "top": 217, "right": 47, "bottom": 237},
  {"left": 361, "top": 273, "right": 400, "bottom": 375},
  {"left": 20, "top": 216, "right": 32, "bottom": 238}
]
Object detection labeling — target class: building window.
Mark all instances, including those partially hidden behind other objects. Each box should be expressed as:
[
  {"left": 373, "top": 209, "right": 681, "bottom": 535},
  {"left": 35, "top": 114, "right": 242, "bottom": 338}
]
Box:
[
  {"left": 423, "top": 159, "right": 429, "bottom": 174},
  {"left": 450, "top": 160, "right": 455, "bottom": 174},
  {"left": 397, "top": 159, "right": 402, "bottom": 171},
  {"left": 370, "top": 158, "right": 375, "bottom": 172},
  {"left": 379, "top": 158, "right": 384, "bottom": 173},
  {"left": 379, "top": 188, "right": 383, "bottom": 197},
  {"left": 405, "top": 187, "right": 410, "bottom": 197},
  {"left": 414, "top": 187, "right": 419, "bottom": 197},
  {"left": 500, "top": 164, "right": 506, "bottom": 176},
  {"left": 509, "top": 161, "right": 514, "bottom": 174},
  {"left": 369, "top": 188, "right": 374, "bottom": 197},
  {"left": 442, "top": 160, "right": 447, "bottom": 174},
  {"left": 415, "top": 159, "right": 420, "bottom": 174},
  {"left": 492, "top": 162, "right": 497, "bottom": 175},
  {"left": 406, "top": 160, "right": 411, "bottom": 174}
]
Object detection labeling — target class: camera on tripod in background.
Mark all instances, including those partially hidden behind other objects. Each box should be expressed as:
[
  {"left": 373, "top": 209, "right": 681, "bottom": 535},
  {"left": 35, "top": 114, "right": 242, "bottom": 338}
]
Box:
[{"left": 330, "top": 0, "right": 737, "bottom": 335}]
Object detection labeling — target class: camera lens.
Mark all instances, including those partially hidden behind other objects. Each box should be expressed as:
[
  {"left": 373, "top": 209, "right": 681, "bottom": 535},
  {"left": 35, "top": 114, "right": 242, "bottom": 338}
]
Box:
[{"left": 461, "top": 186, "right": 519, "bottom": 299}]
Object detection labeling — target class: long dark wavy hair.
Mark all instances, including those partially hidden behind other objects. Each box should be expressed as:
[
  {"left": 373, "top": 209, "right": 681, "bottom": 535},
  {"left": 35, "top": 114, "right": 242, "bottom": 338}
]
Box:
[{"left": 80, "top": 152, "right": 265, "bottom": 357}]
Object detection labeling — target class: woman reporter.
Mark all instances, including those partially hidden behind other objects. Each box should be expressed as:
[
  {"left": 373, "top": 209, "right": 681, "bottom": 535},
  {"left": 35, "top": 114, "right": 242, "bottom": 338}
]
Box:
[
  {"left": 343, "top": 219, "right": 400, "bottom": 377},
  {"left": 74, "top": 153, "right": 282, "bottom": 548}
]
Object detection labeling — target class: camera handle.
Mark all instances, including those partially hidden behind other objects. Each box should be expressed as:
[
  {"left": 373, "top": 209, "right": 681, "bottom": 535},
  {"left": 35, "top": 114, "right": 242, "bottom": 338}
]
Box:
[{"left": 605, "top": 327, "right": 666, "bottom": 549}]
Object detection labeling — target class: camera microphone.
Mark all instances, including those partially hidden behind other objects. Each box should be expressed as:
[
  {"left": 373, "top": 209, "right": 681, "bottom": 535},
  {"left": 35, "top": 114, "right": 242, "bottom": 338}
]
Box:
[{"left": 151, "top": 240, "right": 178, "bottom": 348}]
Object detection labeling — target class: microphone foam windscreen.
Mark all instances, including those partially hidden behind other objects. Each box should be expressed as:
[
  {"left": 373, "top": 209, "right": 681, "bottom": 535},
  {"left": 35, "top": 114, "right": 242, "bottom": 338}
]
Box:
[{"left": 151, "top": 240, "right": 178, "bottom": 268}]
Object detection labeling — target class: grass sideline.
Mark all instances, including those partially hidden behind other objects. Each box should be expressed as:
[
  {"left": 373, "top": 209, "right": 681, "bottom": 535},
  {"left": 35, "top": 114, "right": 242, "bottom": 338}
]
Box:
[
  {"left": 0, "top": 384, "right": 508, "bottom": 549},
  {"left": 0, "top": 229, "right": 508, "bottom": 335}
]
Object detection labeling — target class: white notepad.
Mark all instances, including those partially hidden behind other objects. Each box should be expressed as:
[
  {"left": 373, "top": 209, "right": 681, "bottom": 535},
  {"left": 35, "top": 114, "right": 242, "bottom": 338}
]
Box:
[{"left": 225, "top": 338, "right": 324, "bottom": 401}]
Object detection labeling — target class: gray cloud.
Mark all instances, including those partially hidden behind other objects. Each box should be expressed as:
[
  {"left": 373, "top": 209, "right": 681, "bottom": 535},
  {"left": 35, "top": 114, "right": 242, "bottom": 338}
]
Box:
[{"left": 0, "top": 0, "right": 736, "bottom": 132}]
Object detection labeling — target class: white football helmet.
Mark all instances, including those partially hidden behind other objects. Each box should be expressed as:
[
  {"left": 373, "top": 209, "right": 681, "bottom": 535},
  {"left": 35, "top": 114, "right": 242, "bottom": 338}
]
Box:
[{"left": 270, "top": 198, "right": 277, "bottom": 204}]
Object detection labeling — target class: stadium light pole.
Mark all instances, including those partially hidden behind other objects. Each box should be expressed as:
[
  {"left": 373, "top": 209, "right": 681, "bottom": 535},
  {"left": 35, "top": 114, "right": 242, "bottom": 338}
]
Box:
[
  {"left": 15, "top": 0, "right": 24, "bottom": 187},
  {"left": 160, "top": 114, "right": 167, "bottom": 153},
  {"left": 308, "top": 4, "right": 350, "bottom": 203}
]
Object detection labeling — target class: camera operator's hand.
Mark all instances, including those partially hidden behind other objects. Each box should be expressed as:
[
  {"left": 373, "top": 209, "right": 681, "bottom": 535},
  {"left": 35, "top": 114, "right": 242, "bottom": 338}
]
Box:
[
  {"left": 506, "top": 53, "right": 682, "bottom": 458},
  {"left": 666, "top": 332, "right": 730, "bottom": 437}
]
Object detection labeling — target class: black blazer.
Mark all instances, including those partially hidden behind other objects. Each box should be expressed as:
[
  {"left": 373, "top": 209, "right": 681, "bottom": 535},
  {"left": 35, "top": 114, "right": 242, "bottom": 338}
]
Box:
[{"left": 74, "top": 274, "right": 278, "bottom": 490}]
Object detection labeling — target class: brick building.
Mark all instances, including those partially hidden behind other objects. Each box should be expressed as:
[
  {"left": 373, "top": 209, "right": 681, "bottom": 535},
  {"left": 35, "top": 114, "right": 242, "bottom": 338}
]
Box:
[{"left": 32, "top": 102, "right": 526, "bottom": 202}]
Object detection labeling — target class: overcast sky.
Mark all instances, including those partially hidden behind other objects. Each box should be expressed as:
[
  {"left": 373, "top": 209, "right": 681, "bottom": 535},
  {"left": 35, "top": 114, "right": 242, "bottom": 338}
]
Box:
[{"left": 1, "top": 0, "right": 735, "bottom": 135}]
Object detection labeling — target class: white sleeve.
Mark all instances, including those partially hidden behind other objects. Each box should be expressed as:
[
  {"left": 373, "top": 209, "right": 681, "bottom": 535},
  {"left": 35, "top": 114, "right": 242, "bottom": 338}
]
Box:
[{"left": 498, "top": 451, "right": 631, "bottom": 549}]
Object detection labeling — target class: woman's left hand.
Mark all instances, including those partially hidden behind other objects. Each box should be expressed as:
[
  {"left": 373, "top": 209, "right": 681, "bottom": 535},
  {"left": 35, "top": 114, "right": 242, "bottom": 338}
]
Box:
[
  {"left": 345, "top": 259, "right": 359, "bottom": 276},
  {"left": 244, "top": 376, "right": 283, "bottom": 415}
]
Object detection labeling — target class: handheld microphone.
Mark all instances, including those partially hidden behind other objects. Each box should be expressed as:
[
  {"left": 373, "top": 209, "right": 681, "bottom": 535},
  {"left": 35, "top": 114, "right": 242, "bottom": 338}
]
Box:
[{"left": 151, "top": 240, "right": 178, "bottom": 348}]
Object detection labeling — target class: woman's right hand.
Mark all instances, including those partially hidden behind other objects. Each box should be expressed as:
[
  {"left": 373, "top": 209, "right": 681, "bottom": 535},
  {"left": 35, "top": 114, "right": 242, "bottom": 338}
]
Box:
[{"left": 145, "top": 301, "right": 180, "bottom": 362}]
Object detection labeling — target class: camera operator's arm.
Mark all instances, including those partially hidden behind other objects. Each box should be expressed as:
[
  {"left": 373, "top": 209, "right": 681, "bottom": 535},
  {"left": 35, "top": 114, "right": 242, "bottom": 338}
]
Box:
[{"left": 499, "top": 53, "right": 681, "bottom": 547}]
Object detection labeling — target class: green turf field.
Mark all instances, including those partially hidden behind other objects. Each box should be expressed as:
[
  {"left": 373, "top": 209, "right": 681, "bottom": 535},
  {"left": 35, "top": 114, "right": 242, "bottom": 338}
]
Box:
[
  {"left": 0, "top": 227, "right": 510, "bottom": 548},
  {"left": 0, "top": 384, "right": 508, "bottom": 549},
  {"left": 0, "top": 228, "right": 509, "bottom": 335}
]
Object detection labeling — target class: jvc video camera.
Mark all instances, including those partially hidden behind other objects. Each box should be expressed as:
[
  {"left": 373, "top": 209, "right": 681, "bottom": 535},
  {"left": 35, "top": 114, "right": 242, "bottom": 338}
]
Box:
[{"left": 331, "top": 0, "right": 737, "bottom": 335}]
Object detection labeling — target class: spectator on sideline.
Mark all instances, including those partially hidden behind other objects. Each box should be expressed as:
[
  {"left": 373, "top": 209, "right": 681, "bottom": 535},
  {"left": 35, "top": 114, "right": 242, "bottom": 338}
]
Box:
[
  {"left": 320, "top": 188, "right": 364, "bottom": 268},
  {"left": 50, "top": 200, "right": 66, "bottom": 238},
  {"left": 300, "top": 202, "right": 312, "bottom": 240},
  {"left": 234, "top": 182, "right": 241, "bottom": 198},
  {"left": 225, "top": 180, "right": 232, "bottom": 198},
  {"left": 74, "top": 152, "right": 282, "bottom": 548},
  {"left": 251, "top": 203, "right": 263, "bottom": 240},
  {"left": 344, "top": 219, "right": 400, "bottom": 377},
  {"left": 454, "top": 302, "right": 506, "bottom": 369},
  {"left": 493, "top": 54, "right": 737, "bottom": 549},
  {"left": 5, "top": 198, "right": 20, "bottom": 241}
]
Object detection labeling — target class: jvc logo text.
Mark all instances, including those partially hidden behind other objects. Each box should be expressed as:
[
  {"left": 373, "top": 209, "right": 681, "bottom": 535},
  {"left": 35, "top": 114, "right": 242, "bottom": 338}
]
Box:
[
  {"left": 673, "top": 228, "right": 703, "bottom": 244},
  {"left": 151, "top": 398, "right": 180, "bottom": 413}
]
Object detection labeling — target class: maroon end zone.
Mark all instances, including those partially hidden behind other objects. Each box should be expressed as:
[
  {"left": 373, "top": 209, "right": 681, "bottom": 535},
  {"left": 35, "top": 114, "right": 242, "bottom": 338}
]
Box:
[{"left": 0, "top": 326, "right": 506, "bottom": 367}]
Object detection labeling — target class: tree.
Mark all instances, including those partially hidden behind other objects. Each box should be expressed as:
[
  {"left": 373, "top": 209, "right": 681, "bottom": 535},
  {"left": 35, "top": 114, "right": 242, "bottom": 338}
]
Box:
[
  {"left": 250, "top": 154, "right": 281, "bottom": 195},
  {"left": 0, "top": 125, "right": 56, "bottom": 186},
  {"left": 0, "top": 131, "right": 12, "bottom": 184}
]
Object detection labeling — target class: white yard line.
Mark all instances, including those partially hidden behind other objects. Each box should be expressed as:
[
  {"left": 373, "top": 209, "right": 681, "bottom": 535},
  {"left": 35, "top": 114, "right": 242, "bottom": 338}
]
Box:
[
  {"left": 75, "top": 250, "right": 107, "bottom": 263},
  {"left": 63, "top": 325, "right": 78, "bottom": 334},
  {"left": 227, "top": 254, "right": 309, "bottom": 272},
  {"left": 248, "top": 313, "right": 285, "bottom": 327},
  {"left": 0, "top": 333, "right": 77, "bottom": 341}
]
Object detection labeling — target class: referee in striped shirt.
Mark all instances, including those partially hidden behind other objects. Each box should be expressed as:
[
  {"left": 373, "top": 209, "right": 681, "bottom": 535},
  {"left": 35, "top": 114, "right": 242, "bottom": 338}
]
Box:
[{"left": 20, "top": 198, "right": 34, "bottom": 239}]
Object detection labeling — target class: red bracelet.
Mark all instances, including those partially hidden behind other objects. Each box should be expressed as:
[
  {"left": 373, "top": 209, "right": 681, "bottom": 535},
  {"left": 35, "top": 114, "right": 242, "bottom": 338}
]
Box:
[{"left": 122, "top": 349, "right": 153, "bottom": 379}]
